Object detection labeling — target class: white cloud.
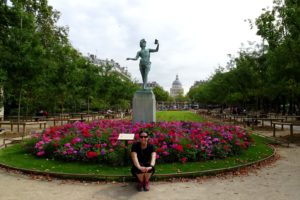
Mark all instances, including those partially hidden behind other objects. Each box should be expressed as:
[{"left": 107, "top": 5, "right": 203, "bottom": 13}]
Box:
[{"left": 48, "top": 0, "right": 273, "bottom": 94}]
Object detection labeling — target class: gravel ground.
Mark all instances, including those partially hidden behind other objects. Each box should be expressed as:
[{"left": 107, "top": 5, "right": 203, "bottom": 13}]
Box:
[{"left": 0, "top": 126, "right": 300, "bottom": 200}]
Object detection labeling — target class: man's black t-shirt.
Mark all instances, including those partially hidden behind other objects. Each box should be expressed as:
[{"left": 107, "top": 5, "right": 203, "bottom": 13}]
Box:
[{"left": 131, "top": 142, "right": 155, "bottom": 166}]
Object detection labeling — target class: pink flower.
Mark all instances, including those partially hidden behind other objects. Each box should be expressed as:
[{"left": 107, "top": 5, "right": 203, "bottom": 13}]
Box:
[
  {"left": 181, "top": 157, "right": 187, "bottom": 163},
  {"left": 64, "top": 143, "right": 71, "bottom": 148},
  {"left": 83, "top": 144, "right": 92, "bottom": 148},
  {"left": 213, "top": 138, "right": 219, "bottom": 143},
  {"left": 108, "top": 148, "right": 114, "bottom": 152},
  {"left": 37, "top": 151, "right": 45, "bottom": 156},
  {"left": 71, "top": 137, "right": 81, "bottom": 144}
]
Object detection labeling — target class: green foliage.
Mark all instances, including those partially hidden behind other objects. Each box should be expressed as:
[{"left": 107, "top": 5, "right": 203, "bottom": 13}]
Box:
[
  {"left": 153, "top": 86, "right": 170, "bottom": 102},
  {"left": 0, "top": 0, "right": 138, "bottom": 115},
  {"left": 23, "top": 137, "right": 39, "bottom": 153}
]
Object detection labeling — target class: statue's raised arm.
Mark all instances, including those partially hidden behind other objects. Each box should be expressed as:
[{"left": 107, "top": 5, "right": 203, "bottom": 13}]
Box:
[
  {"left": 126, "top": 39, "right": 159, "bottom": 89},
  {"left": 149, "top": 39, "right": 159, "bottom": 53}
]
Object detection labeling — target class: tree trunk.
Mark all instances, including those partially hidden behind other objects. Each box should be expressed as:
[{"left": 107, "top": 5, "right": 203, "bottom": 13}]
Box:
[
  {"left": 288, "top": 98, "right": 293, "bottom": 115},
  {"left": 87, "top": 97, "right": 90, "bottom": 114},
  {"left": 18, "top": 87, "right": 22, "bottom": 123}
]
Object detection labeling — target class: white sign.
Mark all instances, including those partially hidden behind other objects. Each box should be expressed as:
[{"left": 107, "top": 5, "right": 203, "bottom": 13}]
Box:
[{"left": 118, "top": 133, "right": 135, "bottom": 140}]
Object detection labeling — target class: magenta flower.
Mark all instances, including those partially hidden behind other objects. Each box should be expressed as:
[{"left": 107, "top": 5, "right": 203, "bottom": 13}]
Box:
[
  {"left": 64, "top": 143, "right": 71, "bottom": 148},
  {"left": 83, "top": 144, "right": 91, "bottom": 148},
  {"left": 37, "top": 151, "right": 45, "bottom": 156},
  {"left": 71, "top": 137, "right": 81, "bottom": 144}
]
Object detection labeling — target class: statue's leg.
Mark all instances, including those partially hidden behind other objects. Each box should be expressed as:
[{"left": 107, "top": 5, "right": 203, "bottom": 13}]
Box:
[
  {"left": 144, "top": 65, "right": 150, "bottom": 89},
  {"left": 144, "top": 71, "right": 148, "bottom": 89},
  {"left": 140, "top": 65, "right": 146, "bottom": 89}
]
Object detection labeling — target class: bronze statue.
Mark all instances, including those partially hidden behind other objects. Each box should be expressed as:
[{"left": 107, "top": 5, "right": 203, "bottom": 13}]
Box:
[{"left": 127, "top": 39, "right": 159, "bottom": 89}]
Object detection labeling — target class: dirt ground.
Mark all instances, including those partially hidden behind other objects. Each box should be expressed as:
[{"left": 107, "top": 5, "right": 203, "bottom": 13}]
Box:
[{"left": 0, "top": 128, "right": 300, "bottom": 200}]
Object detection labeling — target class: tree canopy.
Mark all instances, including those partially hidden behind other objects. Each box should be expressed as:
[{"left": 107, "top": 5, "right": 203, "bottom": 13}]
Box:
[{"left": 0, "top": 0, "right": 139, "bottom": 116}]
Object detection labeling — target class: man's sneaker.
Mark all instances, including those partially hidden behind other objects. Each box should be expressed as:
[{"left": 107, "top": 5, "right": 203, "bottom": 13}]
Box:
[
  {"left": 136, "top": 181, "right": 143, "bottom": 192},
  {"left": 144, "top": 181, "right": 150, "bottom": 191}
]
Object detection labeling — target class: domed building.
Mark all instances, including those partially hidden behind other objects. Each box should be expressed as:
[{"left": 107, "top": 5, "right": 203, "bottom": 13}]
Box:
[{"left": 170, "top": 75, "right": 184, "bottom": 98}]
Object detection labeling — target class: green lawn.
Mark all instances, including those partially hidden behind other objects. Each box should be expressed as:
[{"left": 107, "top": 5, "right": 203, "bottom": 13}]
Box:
[{"left": 157, "top": 111, "right": 204, "bottom": 122}]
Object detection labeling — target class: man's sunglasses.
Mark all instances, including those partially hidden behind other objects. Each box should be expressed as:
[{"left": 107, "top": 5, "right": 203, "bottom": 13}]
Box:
[{"left": 140, "top": 136, "right": 148, "bottom": 138}]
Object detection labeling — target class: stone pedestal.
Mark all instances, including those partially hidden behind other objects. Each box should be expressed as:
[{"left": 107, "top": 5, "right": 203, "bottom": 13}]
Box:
[{"left": 132, "top": 89, "right": 156, "bottom": 124}]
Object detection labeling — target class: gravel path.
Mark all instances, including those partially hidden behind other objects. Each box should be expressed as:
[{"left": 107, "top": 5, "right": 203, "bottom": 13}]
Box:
[{"left": 0, "top": 144, "right": 299, "bottom": 200}]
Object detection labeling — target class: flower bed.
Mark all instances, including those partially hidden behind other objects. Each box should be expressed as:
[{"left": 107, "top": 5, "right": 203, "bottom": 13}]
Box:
[{"left": 27, "top": 120, "right": 253, "bottom": 166}]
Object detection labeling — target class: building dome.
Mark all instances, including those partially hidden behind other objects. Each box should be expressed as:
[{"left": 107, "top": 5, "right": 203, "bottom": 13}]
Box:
[
  {"left": 172, "top": 75, "right": 182, "bottom": 86},
  {"left": 170, "top": 75, "right": 184, "bottom": 98}
]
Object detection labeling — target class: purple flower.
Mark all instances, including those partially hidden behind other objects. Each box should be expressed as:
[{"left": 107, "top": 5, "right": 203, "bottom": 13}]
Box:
[{"left": 101, "top": 149, "right": 106, "bottom": 155}]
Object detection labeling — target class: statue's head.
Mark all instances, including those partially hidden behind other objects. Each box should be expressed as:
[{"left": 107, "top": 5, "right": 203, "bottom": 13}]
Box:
[{"left": 140, "top": 39, "right": 146, "bottom": 48}]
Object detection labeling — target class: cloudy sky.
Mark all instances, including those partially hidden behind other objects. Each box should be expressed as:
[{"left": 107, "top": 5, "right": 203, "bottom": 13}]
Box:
[{"left": 47, "top": 0, "right": 273, "bottom": 94}]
